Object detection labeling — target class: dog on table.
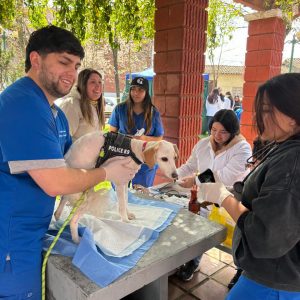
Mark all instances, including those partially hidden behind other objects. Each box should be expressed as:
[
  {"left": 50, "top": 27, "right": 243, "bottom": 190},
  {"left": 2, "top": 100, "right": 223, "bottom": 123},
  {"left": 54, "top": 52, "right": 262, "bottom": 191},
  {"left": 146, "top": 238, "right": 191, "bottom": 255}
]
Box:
[{"left": 54, "top": 131, "right": 179, "bottom": 243}]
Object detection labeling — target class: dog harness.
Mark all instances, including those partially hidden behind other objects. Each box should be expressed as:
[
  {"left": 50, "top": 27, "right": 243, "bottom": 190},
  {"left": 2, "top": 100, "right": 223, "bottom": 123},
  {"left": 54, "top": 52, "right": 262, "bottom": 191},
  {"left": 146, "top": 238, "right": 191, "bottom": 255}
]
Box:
[{"left": 95, "top": 132, "right": 144, "bottom": 167}]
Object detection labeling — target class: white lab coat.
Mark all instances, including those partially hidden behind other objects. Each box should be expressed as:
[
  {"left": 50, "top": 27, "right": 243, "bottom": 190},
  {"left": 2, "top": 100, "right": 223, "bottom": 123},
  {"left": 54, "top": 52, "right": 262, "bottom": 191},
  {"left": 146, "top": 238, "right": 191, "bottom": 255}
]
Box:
[{"left": 177, "top": 135, "right": 252, "bottom": 186}]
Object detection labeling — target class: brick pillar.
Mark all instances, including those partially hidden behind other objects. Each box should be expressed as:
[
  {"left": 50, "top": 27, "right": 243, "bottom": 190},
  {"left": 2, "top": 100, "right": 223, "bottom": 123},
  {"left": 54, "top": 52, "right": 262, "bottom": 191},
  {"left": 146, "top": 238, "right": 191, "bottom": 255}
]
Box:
[
  {"left": 241, "top": 9, "right": 285, "bottom": 145},
  {"left": 153, "top": 0, "right": 208, "bottom": 169}
]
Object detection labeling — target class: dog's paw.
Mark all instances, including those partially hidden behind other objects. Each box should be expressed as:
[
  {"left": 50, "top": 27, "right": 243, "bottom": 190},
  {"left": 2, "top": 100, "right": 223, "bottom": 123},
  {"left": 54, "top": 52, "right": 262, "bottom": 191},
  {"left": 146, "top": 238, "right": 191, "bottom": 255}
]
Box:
[
  {"left": 121, "top": 216, "right": 130, "bottom": 223},
  {"left": 127, "top": 211, "right": 136, "bottom": 220}
]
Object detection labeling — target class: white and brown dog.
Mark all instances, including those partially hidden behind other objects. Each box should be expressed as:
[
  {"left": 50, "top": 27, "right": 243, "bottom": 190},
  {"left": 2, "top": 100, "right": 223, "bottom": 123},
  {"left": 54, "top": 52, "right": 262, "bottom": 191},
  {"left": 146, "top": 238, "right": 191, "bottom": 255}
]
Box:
[{"left": 54, "top": 131, "right": 179, "bottom": 243}]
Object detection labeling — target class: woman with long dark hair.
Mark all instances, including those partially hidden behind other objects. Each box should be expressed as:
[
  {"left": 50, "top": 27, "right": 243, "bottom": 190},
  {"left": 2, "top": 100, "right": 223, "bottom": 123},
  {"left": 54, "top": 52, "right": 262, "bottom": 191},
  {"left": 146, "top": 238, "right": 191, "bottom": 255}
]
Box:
[
  {"left": 192, "top": 73, "right": 300, "bottom": 299},
  {"left": 109, "top": 76, "right": 164, "bottom": 187},
  {"left": 59, "top": 68, "right": 105, "bottom": 141}
]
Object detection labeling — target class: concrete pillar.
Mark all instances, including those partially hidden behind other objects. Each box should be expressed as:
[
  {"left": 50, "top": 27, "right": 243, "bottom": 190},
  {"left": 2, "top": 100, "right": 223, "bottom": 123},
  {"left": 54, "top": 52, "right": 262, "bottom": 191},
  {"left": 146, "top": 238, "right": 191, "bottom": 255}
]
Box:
[
  {"left": 241, "top": 9, "right": 285, "bottom": 144},
  {"left": 153, "top": 0, "right": 208, "bottom": 166}
]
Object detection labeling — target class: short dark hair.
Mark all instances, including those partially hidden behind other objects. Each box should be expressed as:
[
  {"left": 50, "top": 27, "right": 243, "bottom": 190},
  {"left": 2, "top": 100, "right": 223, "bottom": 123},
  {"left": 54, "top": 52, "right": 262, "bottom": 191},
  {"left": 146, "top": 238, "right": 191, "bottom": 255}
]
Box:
[
  {"left": 25, "top": 25, "right": 85, "bottom": 72},
  {"left": 254, "top": 73, "right": 300, "bottom": 136},
  {"left": 209, "top": 109, "right": 240, "bottom": 144}
]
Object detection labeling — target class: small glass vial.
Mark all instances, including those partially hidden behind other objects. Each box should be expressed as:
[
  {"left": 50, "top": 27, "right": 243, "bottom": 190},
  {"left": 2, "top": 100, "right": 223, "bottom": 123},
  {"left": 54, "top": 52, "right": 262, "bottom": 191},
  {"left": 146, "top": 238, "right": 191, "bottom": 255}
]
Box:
[{"left": 188, "top": 185, "right": 200, "bottom": 214}]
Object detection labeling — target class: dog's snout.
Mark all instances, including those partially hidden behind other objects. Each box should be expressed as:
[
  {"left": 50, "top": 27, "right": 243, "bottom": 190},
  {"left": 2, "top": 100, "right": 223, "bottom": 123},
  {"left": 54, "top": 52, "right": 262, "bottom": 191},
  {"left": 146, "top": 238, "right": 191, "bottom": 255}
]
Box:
[{"left": 171, "top": 172, "right": 178, "bottom": 179}]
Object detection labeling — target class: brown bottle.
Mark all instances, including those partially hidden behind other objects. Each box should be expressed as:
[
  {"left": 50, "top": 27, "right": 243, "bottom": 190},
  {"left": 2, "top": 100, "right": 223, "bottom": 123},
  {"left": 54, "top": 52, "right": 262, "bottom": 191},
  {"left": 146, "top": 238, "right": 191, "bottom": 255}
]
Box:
[{"left": 188, "top": 185, "right": 200, "bottom": 214}]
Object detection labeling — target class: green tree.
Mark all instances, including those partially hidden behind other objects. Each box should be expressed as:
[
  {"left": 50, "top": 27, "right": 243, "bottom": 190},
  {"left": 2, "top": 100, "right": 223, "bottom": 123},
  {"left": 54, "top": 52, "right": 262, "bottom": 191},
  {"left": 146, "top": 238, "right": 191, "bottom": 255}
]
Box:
[
  {"left": 0, "top": 1, "right": 16, "bottom": 29},
  {"left": 0, "top": 0, "right": 31, "bottom": 88},
  {"left": 52, "top": 0, "right": 155, "bottom": 103},
  {"left": 206, "top": 0, "right": 243, "bottom": 87},
  {"left": 0, "top": 49, "right": 13, "bottom": 90},
  {"left": 0, "top": 0, "right": 155, "bottom": 99},
  {"left": 264, "top": 0, "right": 300, "bottom": 33}
]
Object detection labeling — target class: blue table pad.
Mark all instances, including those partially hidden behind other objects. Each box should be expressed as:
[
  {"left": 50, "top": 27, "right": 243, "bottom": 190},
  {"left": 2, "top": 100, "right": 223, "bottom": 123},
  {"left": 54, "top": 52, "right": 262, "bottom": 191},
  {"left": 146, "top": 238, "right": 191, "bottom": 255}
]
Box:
[{"left": 43, "top": 192, "right": 181, "bottom": 287}]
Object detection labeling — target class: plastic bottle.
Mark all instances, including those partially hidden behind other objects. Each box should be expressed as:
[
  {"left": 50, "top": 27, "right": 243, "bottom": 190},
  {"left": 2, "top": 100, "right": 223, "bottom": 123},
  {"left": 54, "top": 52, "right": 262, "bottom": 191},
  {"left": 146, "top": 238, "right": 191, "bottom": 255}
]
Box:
[{"left": 188, "top": 185, "right": 200, "bottom": 214}]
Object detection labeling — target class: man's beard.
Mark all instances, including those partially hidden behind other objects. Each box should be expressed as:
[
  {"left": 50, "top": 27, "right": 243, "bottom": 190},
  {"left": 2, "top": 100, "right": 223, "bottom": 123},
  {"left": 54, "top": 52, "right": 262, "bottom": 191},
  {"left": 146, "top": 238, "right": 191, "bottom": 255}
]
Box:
[{"left": 39, "top": 65, "right": 72, "bottom": 99}]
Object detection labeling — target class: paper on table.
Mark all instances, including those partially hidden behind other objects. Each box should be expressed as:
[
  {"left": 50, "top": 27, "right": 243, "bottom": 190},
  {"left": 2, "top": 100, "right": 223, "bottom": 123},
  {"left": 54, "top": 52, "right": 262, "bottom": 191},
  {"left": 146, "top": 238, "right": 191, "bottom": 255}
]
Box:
[{"left": 51, "top": 201, "right": 172, "bottom": 257}]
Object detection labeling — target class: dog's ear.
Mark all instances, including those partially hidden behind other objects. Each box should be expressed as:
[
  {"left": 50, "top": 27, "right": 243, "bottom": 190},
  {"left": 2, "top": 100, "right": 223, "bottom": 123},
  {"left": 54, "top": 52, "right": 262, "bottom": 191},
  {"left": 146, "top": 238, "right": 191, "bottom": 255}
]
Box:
[
  {"left": 143, "top": 143, "right": 160, "bottom": 169},
  {"left": 173, "top": 143, "right": 179, "bottom": 161}
]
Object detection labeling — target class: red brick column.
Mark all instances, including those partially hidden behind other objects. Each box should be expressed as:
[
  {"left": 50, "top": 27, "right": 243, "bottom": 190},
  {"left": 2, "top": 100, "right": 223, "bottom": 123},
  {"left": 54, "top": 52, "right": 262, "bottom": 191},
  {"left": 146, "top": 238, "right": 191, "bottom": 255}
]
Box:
[
  {"left": 241, "top": 9, "right": 285, "bottom": 145},
  {"left": 153, "top": 0, "right": 208, "bottom": 168}
]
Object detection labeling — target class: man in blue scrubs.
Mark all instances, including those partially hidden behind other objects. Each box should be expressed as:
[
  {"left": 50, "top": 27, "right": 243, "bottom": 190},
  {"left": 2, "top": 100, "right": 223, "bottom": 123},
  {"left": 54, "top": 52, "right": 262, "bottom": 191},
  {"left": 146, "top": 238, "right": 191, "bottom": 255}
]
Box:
[{"left": 0, "top": 25, "right": 139, "bottom": 299}]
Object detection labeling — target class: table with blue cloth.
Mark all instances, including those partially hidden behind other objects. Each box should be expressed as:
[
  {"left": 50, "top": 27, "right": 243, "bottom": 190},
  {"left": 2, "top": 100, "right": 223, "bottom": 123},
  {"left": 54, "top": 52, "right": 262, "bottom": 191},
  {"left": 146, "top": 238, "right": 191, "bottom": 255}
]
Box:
[{"left": 46, "top": 193, "right": 226, "bottom": 300}]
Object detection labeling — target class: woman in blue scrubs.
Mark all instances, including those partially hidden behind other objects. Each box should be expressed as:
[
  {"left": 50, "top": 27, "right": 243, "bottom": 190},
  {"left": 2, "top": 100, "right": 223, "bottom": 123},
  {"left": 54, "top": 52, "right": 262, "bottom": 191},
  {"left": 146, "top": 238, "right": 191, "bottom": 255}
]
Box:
[{"left": 109, "top": 77, "right": 164, "bottom": 187}]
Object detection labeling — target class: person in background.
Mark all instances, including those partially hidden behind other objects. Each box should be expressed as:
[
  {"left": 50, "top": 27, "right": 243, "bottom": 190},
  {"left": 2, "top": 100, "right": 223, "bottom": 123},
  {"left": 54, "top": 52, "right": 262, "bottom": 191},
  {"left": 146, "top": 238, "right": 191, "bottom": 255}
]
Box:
[
  {"left": 109, "top": 76, "right": 164, "bottom": 187},
  {"left": 233, "top": 95, "right": 242, "bottom": 111},
  {"left": 195, "top": 73, "right": 300, "bottom": 300},
  {"left": 59, "top": 68, "right": 105, "bottom": 141},
  {"left": 224, "top": 91, "right": 234, "bottom": 110},
  {"left": 176, "top": 109, "right": 252, "bottom": 281},
  {"left": 233, "top": 95, "right": 243, "bottom": 122},
  {"left": 205, "top": 88, "right": 224, "bottom": 132},
  {"left": 0, "top": 25, "right": 139, "bottom": 299}
]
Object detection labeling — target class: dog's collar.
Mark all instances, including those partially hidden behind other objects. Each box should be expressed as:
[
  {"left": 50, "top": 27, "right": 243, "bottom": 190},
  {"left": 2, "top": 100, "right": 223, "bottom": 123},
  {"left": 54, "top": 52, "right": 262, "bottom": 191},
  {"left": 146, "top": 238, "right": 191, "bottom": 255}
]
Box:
[
  {"left": 95, "top": 132, "right": 143, "bottom": 168},
  {"left": 142, "top": 141, "right": 147, "bottom": 152}
]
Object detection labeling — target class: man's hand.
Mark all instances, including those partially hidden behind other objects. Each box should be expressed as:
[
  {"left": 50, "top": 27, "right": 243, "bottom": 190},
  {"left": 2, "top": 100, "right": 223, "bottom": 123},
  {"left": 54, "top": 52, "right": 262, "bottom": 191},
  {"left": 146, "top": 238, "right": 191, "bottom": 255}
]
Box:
[{"left": 177, "top": 176, "right": 196, "bottom": 188}]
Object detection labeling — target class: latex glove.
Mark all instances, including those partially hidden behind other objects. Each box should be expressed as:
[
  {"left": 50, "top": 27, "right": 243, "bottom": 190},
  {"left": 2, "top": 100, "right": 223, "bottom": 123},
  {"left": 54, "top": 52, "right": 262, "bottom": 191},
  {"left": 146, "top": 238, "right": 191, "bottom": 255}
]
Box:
[
  {"left": 177, "top": 176, "right": 196, "bottom": 188},
  {"left": 102, "top": 157, "right": 140, "bottom": 185},
  {"left": 198, "top": 182, "right": 233, "bottom": 206}
]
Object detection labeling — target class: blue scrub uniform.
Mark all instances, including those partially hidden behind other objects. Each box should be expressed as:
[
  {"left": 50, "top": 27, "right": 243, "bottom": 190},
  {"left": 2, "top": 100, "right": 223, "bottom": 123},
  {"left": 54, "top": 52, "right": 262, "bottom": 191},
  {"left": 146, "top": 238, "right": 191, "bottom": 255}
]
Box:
[
  {"left": 109, "top": 103, "right": 164, "bottom": 187},
  {"left": 0, "top": 77, "right": 72, "bottom": 299}
]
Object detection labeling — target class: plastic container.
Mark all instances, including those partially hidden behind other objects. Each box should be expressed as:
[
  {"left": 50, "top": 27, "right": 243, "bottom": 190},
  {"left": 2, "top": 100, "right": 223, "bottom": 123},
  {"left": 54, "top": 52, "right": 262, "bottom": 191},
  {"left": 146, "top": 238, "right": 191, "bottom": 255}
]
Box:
[{"left": 208, "top": 205, "right": 235, "bottom": 248}]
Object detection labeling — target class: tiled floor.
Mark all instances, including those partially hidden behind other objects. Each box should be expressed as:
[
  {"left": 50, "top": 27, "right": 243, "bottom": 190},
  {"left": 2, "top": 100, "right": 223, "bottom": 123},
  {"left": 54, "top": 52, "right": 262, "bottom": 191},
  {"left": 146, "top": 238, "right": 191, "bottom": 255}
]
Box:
[{"left": 168, "top": 247, "right": 236, "bottom": 300}]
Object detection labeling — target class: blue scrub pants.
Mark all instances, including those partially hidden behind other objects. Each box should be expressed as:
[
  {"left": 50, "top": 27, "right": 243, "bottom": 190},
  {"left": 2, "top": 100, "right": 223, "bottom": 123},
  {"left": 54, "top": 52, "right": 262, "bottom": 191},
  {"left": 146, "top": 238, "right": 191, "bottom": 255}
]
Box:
[
  {"left": 226, "top": 275, "right": 300, "bottom": 300},
  {"left": 0, "top": 260, "right": 41, "bottom": 299}
]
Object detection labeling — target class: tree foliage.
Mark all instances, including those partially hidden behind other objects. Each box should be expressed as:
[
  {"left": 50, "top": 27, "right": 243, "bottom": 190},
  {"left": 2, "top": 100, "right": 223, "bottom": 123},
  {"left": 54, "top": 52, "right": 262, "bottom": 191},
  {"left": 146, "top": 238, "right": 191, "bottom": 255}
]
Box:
[
  {"left": 206, "top": 0, "right": 243, "bottom": 86},
  {"left": 263, "top": 0, "right": 300, "bottom": 34},
  {"left": 0, "top": 0, "right": 155, "bottom": 95},
  {"left": 0, "top": 1, "right": 16, "bottom": 29},
  {"left": 265, "top": 0, "right": 300, "bottom": 21},
  {"left": 0, "top": 0, "right": 155, "bottom": 90}
]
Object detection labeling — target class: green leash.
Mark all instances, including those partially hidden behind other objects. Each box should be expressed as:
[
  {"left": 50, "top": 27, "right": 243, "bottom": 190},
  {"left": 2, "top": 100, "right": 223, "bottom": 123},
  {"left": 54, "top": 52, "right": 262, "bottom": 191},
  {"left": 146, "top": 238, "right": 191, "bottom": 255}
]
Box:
[{"left": 41, "top": 191, "right": 87, "bottom": 300}]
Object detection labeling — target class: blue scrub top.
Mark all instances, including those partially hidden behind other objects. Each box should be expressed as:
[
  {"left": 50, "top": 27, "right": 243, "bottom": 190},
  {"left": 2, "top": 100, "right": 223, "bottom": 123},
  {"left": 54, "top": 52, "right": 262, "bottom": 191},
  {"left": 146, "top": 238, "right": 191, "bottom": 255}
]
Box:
[
  {"left": 0, "top": 77, "right": 72, "bottom": 274},
  {"left": 109, "top": 102, "right": 164, "bottom": 187}
]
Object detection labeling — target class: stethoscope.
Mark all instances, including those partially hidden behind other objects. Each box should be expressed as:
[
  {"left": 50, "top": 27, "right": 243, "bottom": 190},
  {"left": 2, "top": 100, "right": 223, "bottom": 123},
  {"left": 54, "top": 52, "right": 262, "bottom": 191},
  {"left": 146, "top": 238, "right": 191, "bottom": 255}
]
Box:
[{"left": 233, "top": 141, "right": 278, "bottom": 198}]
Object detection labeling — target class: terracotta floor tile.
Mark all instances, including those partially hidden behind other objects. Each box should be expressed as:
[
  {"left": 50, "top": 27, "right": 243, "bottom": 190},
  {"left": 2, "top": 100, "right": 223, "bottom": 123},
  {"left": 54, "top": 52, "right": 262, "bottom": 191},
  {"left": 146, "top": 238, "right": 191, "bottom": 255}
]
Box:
[
  {"left": 219, "top": 251, "right": 233, "bottom": 265},
  {"left": 170, "top": 271, "right": 207, "bottom": 291},
  {"left": 168, "top": 247, "right": 235, "bottom": 300},
  {"left": 205, "top": 247, "right": 221, "bottom": 259},
  {"left": 205, "top": 247, "right": 233, "bottom": 265},
  {"left": 168, "top": 282, "right": 185, "bottom": 300},
  {"left": 191, "top": 279, "right": 229, "bottom": 300},
  {"left": 199, "top": 254, "right": 226, "bottom": 276},
  {"left": 212, "top": 265, "right": 236, "bottom": 286}
]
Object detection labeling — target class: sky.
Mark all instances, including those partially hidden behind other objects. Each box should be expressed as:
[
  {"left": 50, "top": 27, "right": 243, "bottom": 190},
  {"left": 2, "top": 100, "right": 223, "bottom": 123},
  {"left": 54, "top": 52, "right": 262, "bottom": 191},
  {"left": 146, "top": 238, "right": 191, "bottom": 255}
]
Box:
[{"left": 206, "top": 10, "right": 300, "bottom": 66}]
